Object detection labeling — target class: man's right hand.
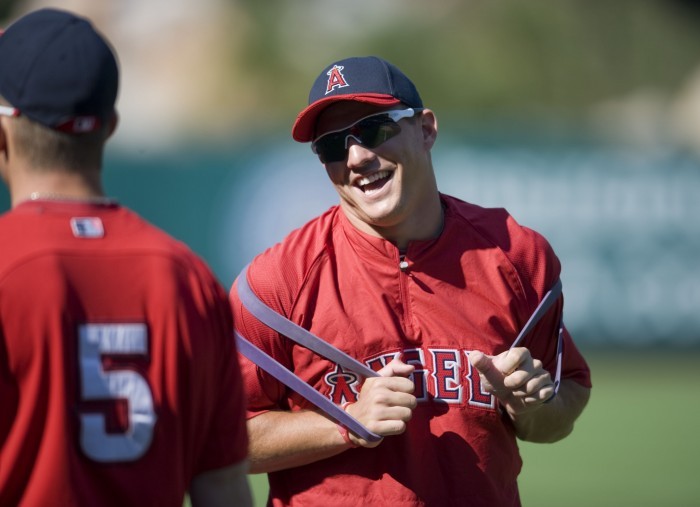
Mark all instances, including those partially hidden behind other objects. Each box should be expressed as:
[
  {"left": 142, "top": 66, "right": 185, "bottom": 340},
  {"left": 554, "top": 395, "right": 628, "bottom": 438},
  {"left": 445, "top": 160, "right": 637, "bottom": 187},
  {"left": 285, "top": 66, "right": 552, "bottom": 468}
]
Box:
[{"left": 344, "top": 359, "right": 417, "bottom": 448}]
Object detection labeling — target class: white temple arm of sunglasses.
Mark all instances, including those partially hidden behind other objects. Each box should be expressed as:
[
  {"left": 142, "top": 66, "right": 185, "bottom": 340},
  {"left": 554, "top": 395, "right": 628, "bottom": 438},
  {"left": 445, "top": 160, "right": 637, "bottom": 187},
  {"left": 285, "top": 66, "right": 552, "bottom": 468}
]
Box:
[
  {"left": 386, "top": 107, "right": 423, "bottom": 122},
  {"left": 0, "top": 105, "right": 20, "bottom": 118}
]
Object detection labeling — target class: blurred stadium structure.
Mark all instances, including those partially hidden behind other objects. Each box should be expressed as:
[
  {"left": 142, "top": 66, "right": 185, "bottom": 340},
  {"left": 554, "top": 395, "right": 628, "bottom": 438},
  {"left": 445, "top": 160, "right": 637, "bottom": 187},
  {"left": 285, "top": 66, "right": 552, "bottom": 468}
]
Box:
[{"left": 1, "top": 0, "right": 700, "bottom": 348}]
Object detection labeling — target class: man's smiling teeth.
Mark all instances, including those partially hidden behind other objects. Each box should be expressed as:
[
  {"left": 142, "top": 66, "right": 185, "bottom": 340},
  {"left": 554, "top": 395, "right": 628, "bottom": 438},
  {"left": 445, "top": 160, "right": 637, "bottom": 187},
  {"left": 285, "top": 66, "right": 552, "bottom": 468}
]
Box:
[{"left": 358, "top": 170, "right": 390, "bottom": 188}]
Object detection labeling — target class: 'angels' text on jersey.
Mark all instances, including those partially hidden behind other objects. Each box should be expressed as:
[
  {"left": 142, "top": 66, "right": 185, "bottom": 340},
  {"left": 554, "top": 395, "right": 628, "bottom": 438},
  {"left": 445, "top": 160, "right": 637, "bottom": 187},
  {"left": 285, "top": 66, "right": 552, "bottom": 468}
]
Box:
[{"left": 324, "top": 348, "right": 496, "bottom": 410}]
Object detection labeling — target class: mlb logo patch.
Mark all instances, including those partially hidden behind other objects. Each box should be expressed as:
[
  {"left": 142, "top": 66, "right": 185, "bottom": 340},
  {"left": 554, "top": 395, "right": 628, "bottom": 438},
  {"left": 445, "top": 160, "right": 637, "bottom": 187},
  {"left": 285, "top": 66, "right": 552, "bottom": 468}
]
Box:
[{"left": 70, "top": 217, "right": 104, "bottom": 238}]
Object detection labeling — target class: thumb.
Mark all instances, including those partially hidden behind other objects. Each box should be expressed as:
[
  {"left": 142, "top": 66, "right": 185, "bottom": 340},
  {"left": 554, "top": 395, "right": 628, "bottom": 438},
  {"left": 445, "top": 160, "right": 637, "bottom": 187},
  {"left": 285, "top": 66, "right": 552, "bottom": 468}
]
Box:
[
  {"left": 468, "top": 350, "right": 505, "bottom": 393},
  {"left": 378, "top": 358, "right": 415, "bottom": 378}
]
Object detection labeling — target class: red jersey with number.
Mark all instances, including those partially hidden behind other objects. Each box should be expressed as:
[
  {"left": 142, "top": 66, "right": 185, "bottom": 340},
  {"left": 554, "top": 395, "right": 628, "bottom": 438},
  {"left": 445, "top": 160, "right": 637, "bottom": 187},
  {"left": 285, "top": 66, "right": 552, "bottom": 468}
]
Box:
[
  {"left": 231, "top": 194, "right": 591, "bottom": 507},
  {"left": 0, "top": 200, "right": 248, "bottom": 507}
]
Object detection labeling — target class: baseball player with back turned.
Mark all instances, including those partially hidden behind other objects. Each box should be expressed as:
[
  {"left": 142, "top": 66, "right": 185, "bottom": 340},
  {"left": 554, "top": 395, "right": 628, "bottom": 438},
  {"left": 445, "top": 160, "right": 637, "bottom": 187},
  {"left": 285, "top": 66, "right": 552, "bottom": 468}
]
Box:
[
  {"left": 230, "top": 56, "right": 592, "bottom": 506},
  {"left": 0, "top": 9, "right": 252, "bottom": 507}
]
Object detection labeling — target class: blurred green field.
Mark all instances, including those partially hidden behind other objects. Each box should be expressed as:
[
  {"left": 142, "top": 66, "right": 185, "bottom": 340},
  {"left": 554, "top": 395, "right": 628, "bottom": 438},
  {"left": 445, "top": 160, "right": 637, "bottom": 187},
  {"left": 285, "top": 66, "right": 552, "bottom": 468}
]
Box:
[{"left": 245, "top": 349, "right": 700, "bottom": 507}]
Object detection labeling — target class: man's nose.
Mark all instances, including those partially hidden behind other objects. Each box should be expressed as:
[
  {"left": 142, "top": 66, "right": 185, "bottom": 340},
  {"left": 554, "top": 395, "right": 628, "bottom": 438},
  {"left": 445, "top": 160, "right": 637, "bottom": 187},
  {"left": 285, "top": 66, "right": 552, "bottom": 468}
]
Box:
[{"left": 345, "top": 136, "right": 376, "bottom": 168}]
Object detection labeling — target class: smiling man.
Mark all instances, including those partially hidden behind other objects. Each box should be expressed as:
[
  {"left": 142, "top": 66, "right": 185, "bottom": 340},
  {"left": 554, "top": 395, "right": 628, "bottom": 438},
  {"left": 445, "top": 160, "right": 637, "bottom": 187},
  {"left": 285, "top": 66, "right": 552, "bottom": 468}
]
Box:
[{"left": 230, "top": 56, "right": 592, "bottom": 507}]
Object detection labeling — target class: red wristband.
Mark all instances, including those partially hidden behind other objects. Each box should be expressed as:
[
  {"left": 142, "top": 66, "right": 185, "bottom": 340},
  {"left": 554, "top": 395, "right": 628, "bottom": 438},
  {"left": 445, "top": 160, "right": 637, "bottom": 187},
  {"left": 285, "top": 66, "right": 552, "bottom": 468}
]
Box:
[
  {"left": 337, "top": 424, "right": 359, "bottom": 448},
  {"left": 337, "top": 402, "right": 359, "bottom": 448}
]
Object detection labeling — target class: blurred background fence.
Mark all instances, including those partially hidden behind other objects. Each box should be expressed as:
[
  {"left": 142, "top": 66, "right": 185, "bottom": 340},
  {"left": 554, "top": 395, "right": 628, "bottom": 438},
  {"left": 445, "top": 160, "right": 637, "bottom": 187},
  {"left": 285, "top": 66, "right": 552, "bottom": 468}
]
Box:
[{"left": 3, "top": 136, "right": 699, "bottom": 347}]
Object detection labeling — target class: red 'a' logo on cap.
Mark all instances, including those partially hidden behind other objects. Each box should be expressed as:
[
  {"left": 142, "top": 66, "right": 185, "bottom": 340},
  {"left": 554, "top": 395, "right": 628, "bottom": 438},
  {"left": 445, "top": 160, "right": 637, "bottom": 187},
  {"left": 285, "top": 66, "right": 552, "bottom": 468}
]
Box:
[{"left": 325, "top": 65, "right": 349, "bottom": 94}]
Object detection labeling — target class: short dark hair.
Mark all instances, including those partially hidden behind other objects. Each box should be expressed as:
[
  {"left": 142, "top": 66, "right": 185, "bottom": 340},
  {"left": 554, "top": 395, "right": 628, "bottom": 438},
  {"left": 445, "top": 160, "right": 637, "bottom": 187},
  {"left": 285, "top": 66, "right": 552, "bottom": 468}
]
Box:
[{"left": 9, "top": 111, "right": 110, "bottom": 172}]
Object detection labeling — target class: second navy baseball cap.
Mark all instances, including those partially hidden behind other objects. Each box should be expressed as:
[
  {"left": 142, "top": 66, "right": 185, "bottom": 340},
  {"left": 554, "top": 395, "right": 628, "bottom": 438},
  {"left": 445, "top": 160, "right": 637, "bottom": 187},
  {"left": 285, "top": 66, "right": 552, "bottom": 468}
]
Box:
[
  {"left": 0, "top": 8, "right": 119, "bottom": 134},
  {"left": 292, "top": 56, "right": 423, "bottom": 143}
]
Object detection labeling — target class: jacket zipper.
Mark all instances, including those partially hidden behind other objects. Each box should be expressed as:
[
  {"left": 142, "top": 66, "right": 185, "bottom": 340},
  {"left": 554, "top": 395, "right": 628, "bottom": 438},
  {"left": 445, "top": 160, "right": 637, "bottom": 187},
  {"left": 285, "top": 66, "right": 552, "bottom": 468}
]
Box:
[{"left": 397, "top": 253, "right": 414, "bottom": 336}]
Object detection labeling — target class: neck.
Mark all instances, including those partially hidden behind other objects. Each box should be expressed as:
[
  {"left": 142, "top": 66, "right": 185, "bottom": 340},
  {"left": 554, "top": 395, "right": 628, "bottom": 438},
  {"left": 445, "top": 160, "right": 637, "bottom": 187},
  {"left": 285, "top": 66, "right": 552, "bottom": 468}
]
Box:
[
  {"left": 343, "top": 194, "right": 445, "bottom": 251},
  {"left": 391, "top": 202, "right": 444, "bottom": 251},
  {"left": 9, "top": 169, "right": 105, "bottom": 208},
  {"left": 24, "top": 192, "right": 115, "bottom": 205}
]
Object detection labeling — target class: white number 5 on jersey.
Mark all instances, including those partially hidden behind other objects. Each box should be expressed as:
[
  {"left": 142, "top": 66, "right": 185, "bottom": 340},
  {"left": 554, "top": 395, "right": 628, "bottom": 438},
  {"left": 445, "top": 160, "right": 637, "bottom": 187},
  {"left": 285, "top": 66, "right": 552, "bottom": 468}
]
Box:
[{"left": 78, "top": 323, "right": 156, "bottom": 462}]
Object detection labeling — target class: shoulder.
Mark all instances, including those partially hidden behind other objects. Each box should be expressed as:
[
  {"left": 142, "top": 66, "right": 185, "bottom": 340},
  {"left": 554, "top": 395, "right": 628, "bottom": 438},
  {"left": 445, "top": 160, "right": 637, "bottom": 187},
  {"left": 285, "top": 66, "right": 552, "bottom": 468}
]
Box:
[
  {"left": 442, "top": 193, "right": 561, "bottom": 297},
  {"left": 238, "top": 206, "right": 341, "bottom": 313},
  {"left": 116, "top": 207, "right": 210, "bottom": 265},
  {"left": 444, "top": 193, "right": 555, "bottom": 257},
  {"left": 127, "top": 210, "right": 226, "bottom": 296}
]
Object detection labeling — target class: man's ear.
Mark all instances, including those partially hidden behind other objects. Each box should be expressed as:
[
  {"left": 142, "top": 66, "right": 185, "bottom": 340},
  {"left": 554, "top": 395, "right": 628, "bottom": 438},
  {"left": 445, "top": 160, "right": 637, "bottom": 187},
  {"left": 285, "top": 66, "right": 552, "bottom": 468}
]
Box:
[
  {"left": 420, "top": 108, "right": 438, "bottom": 150},
  {"left": 105, "top": 112, "right": 119, "bottom": 140},
  {"left": 0, "top": 117, "right": 9, "bottom": 158},
  {"left": 0, "top": 117, "right": 10, "bottom": 183}
]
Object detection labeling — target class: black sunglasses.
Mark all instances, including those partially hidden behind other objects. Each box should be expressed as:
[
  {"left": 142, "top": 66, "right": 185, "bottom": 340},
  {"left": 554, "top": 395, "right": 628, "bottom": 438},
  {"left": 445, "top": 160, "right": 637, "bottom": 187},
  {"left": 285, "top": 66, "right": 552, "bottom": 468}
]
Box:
[{"left": 311, "top": 108, "right": 422, "bottom": 163}]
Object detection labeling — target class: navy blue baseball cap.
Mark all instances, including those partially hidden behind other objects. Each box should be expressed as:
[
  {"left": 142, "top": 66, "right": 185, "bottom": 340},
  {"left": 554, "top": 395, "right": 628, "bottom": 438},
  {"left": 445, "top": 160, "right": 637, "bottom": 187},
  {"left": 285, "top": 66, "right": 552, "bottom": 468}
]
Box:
[
  {"left": 0, "top": 8, "right": 118, "bottom": 134},
  {"left": 292, "top": 56, "right": 423, "bottom": 142}
]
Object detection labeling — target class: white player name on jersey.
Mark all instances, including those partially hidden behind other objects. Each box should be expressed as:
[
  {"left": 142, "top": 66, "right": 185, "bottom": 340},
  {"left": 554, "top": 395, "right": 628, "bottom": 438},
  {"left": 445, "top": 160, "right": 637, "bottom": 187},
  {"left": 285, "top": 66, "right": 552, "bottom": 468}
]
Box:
[{"left": 80, "top": 323, "right": 147, "bottom": 353}]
